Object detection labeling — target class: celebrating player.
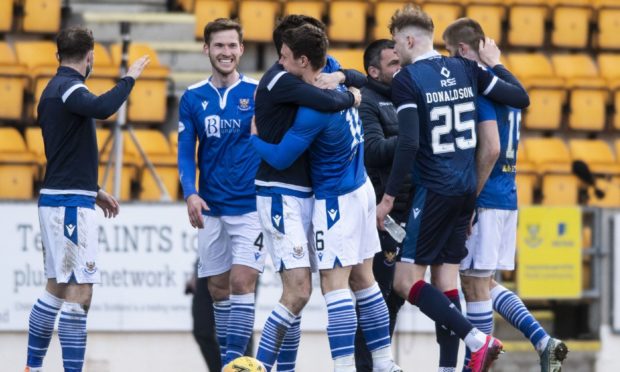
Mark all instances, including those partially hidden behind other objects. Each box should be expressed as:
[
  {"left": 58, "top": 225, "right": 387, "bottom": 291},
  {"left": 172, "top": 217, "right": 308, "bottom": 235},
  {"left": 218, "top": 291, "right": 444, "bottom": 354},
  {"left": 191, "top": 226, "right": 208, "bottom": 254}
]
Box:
[
  {"left": 375, "top": 5, "right": 530, "bottom": 372},
  {"left": 251, "top": 24, "right": 400, "bottom": 372},
  {"left": 177, "top": 18, "right": 263, "bottom": 365},
  {"left": 25, "top": 26, "right": 149, "bottom": 372},
  {"left": 252, "top": 15, "right": 365, "bottom": 372},
  {"left": 443, "top": 18, "right": 568, "bottom": 372}
]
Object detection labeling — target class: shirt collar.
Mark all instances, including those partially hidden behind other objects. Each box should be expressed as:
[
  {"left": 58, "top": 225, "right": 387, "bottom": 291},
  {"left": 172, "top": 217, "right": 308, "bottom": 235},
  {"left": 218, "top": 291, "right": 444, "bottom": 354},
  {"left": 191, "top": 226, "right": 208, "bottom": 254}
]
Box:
[
  {"left": 414, "top": 50, "right": 442, "bottom": 63},
  {"left": 57, "top": 66, "right": 85, "bottom": 81}
]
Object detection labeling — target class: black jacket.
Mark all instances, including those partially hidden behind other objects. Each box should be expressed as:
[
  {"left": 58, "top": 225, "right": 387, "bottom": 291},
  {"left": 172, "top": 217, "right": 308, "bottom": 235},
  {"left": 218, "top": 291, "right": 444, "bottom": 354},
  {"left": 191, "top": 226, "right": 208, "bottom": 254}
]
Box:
[{"left": 360, "top": 78, "right": 413, "bottom": 220}]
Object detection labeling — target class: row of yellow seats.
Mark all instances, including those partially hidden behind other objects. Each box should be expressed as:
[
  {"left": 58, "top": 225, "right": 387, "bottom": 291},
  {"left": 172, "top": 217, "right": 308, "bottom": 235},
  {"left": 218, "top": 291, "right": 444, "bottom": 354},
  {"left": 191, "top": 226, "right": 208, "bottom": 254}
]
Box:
[
  {"left": 186, "top": 0, "right": 620, "bottom": 49},
  {"left": 0, "top": 0, "right": 61, "bottom": 34},
  {"left": 0, "top": 126, "right": 180, "bottom": 201},
  {"left": 517, "top": 137, "right": 620, "bottom": 207},
  {"left": 0, "top": 41, "right": 169, "bottom": 124}
]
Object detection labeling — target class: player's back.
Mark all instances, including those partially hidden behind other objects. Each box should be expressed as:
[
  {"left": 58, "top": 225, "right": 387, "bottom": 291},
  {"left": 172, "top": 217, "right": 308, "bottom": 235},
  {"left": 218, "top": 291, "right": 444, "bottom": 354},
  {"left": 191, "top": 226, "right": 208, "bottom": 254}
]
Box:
[
  {"left": 477, "top": 96, "right": 520, "bottom": 210},
  {"left": 303, "top": 104, "right": 366, "bottom": 199},
  {"left": 397, "top": 53, "right": 480, "bottom": 196}
]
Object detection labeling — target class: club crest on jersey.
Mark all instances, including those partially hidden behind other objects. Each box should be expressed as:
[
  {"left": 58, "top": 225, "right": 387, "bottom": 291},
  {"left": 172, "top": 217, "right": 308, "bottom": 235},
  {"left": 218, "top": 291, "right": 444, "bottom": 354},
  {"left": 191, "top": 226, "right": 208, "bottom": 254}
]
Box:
[
  {"left": 383, "top": 247, "right": 400, "bottom": 266},
  {"left": 83, "top": 261, "right": 97, "bottom": 275},
  {"left": 238, "top": 98, "right": 251, "bottom": 111},
  {"left": 201, "top": 100, "right": 208, "bottom": 110},
  {"left": 292, "top": 245, "right": 305, "bottom": 259},
  {"left": 440, "top": 67, "right": 456, "bottom": 87}
]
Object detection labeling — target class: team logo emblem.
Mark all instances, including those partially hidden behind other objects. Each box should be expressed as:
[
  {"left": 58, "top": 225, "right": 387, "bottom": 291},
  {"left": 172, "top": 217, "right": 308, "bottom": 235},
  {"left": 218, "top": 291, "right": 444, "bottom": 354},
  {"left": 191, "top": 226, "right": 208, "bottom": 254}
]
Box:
[
  {"left": 292, "top": 245, "right": 305, "bottom": 259},
  {"left": 202, "top": 100, "right": 209, "bottom": 110},
  {"left": 83, "top": 261, "right": 97, "bottom": 275},
  {"left": 318, "top": 252, "right": 323, "bottom": 261},
  {"left": 383, "top": 247, "right": 400, "bottom": 266},
  {"left": 254, "top": 252, "right": 261, "bottom": 261},
  {"left": 525, "top": 224, "right": 543, "bottom": 248},
  {"left": 440, "top": 67, "right": 451, "bottom": 78},
  {"left": 65, "top": 224, "right": 76, "bottom": 237},
  {"left": 413, "top": 208, "right": 421, "bottom": 219},
  {"left": 178, "top": 121, "right": 185, "bottom": 133},
  {"left": 327, "top": 209, "right": 338, "bottom": 221},
  {"left": 238, "top": 98, "right": 251, "bottom": 111},
  {"left": 272, "top": 214, "right": 282, "bottom": 226}
]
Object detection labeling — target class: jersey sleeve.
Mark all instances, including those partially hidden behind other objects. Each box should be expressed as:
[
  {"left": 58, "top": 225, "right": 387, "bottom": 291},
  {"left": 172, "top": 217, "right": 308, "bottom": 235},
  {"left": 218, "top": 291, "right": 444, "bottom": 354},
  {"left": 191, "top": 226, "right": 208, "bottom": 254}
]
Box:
[
  {"left": 177, "top": 93, "right": 198, "bottom": 199},
  {"left": 391, "top": 68, "right": 420, "bottom": 113},
  {"left": 476, "top": 96, "right": 497, "bottom": 123},
  {"left": 268, "top": 70, "right": 354, "bottom": 112},
  {"left": 250, "top": 107, "right": 327, "bottom": 170},
  {"left": 472, "top": 62, "right": 530, "bottom": 109},
  {"left": 62, "top": 77, "right": 135, "bottom": 120}
]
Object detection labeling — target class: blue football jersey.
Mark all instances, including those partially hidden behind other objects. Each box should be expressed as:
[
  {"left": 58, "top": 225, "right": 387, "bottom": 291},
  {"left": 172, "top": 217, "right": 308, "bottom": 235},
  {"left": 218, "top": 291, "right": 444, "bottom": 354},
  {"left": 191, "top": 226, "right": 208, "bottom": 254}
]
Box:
[
  {"left": 178, "top": 75, "right": 259, "bottom": 216},
  {"left": 392, "top": 51, "right": 496, "bottom": 196},
  {"left": 476, "top": 95, "right": 520, "bottom": 210}
]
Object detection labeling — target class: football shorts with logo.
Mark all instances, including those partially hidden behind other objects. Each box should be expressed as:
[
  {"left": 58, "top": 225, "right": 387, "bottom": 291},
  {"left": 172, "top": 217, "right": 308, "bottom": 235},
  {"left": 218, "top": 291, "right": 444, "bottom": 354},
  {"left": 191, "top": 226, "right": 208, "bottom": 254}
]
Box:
[
  {"left": 197, "top": 211, "right": 266, "bottom": 277},
  {"left": 401, "top": 186, "right": 476, "bottom": 265},
  {"left": 461, "top": 208, "right": 518, "bottom": 273},
  {"left": 39, "top": 206, "right": 100, "bottom": 283},
  {"left": 256, "top": 194, "right": 317, "bottom": 272},
  {"left": 313, "top": 178, "right": 380, "bottom": 270}
]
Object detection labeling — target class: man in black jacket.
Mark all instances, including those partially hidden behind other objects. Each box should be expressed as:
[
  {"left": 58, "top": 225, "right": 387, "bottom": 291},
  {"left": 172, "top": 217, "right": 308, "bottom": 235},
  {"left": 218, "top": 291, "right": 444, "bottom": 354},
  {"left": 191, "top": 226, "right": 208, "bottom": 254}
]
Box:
[{"left": 354, "top": 39, "right": 408, "bottom": 372}]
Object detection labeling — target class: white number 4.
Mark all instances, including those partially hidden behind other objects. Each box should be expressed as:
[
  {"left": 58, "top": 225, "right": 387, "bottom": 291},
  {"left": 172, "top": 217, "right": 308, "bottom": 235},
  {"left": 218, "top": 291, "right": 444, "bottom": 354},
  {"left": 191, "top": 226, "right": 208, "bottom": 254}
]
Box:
[{"left": 430, "top": 102, "right": 476, "bottom": 154}]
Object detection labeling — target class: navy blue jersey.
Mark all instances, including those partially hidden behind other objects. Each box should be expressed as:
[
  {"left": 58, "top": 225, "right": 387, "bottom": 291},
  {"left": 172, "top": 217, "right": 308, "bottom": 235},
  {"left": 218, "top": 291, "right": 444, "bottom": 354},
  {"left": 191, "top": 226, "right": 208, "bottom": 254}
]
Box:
[
  {"left": 37, "top": 66, "right": 135, "bottom": 208},
  {"left": 253, "top": 57, "right": 358, "bottom": 197},
  {"left": 251, "top": 96, "right": 366, "bottom": 199},
  {"left": 178, "top": 75, "right": 259, "bottom": 216},
  {"left": 476, "top": 96, "right": 520, "bottom": 210},
  {"left": 392, "top": 52, "right": 487, "bottom": 196}
]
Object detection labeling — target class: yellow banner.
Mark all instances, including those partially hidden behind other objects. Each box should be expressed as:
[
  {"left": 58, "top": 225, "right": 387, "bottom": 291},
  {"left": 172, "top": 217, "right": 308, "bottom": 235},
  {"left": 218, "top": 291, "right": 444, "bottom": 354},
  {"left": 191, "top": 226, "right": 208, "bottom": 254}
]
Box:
[{"left": 517, "top": 206, "right": 582, "bottom": 299}]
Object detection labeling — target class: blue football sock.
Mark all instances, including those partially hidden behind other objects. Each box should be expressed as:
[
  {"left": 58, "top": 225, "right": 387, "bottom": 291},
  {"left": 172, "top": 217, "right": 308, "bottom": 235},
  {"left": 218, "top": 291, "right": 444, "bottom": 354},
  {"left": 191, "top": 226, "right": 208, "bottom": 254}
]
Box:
[
  {"left": 436, "top": 289, "right": 461, "bottom": 370},
  {"left": 26, "top": 291, "right": 63, "bottom": 368},
  {"left": 355, "top": 283, "right": 392, "bottom": 353},
  {"left": 213, "top": 299, "right": 231, "bottom": 362},
  {"left": 276, "top": 315, "right": 301, "bottom": 372},
  {"left": 324, "top": 289, "right": 357, "bottom": 362},
  {"left": 463, "top": 299, "right": 493, "bottom": 371},
  {"left": 256, "top": 302, "right": 296, "bottom": 371},
  {"left": 58, "top": 302, "right": 87, "bottom": 372},
  {"left": 225, "top": 293, "right": 256, "bottom": 364}
]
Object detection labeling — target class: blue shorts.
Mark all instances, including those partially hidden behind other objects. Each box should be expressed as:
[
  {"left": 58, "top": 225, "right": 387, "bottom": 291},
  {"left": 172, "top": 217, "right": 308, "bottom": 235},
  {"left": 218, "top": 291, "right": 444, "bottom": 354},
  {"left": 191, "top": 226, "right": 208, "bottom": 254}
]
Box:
[{"left": 401, "top": 186, "right": 476, "bottom": 265}]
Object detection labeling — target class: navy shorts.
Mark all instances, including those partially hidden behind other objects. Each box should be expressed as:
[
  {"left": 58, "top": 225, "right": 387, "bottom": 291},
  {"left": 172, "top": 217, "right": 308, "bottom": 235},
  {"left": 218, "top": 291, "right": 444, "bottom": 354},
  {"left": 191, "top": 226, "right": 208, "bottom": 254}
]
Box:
[{"left": 401, "top": 186, "right": 476, "bottom": 265}]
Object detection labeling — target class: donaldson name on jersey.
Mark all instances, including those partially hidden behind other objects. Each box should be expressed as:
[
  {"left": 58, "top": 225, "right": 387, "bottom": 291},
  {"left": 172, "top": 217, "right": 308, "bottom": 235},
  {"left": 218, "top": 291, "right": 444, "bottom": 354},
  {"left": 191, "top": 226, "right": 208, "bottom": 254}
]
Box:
[{"left": 178, "top": 75, "right": 259, "bottom": 216}]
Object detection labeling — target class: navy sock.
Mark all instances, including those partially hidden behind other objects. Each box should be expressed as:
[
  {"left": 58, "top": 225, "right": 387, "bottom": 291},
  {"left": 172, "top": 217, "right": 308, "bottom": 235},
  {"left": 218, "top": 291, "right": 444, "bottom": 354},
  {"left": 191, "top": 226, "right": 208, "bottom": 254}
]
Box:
[{"left": 436, "top": 289, "right": 462, "bottom": 369}]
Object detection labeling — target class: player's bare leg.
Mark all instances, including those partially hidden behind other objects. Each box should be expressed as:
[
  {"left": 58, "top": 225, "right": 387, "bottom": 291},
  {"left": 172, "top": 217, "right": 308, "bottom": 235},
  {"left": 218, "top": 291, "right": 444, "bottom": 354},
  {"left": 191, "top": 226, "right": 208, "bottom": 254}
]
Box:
[
  {"left": 350, "top": 259, "right": 401, "bottom": 372},
  {"left": 394, "top": 262, "right": 502, "bottom": 372}
]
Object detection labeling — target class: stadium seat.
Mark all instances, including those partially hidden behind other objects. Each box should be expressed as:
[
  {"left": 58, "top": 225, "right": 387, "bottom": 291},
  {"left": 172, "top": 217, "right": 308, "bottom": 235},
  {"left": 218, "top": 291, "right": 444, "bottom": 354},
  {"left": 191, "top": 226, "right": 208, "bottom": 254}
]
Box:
[
  {"left": 194, "top": 0, "right": 235, "bottom": 40},
  {"left": 597, "top": 7, "right": 620, "bottom": 50},
  {"left": 541, "top": 174, "right": 579, "bottom": 205},
  {"left": 601, "top": 55, "right": 620, "bottom": 129},
  {"left": 614, "top": 90, "right": 620, "bottom": 130},
  {"left": 177, "top": 0, "right": 195, "bottom": 12},
  {"left": 551, "top": 54, "right": 605, "bottom": 88},
  {"left": 0, "top": 127, "right": 36, "bottom": 199},
  {"left": 373, "top": 1, "right": 406, "bottom": 40},
  {"left": 516, "top": 173, "right": 536, "bottom": 205},
  {"left": 588, "top": 177, "right": 620, "bottom": 207},
  {"left": 110, "top": 43, "right": 169, "bottom": 123},
  {"left": 523, "top": 137, "right": 572, "bottom": 174},
  {"left": 22, "top": 0, "right": 61, "bottom": 33},
  {"left": 551, "top": 5, "right": 592, "bottom": 48},
  {"left": 569, "top": 139, "right": 620, "bottom": 174},
  {"left": 422, "top": 2, "right": 463, "bottom": 46},
  {"left": 123, "top": 129, "right": 178, "bottom": 201},
  {"left": 239, "top": 1, "right": 280, "bottom": 43},
  {"left": 169, "top": 131, "right": 178, "bottom": 155},
  {"left": 14, "top": 41, "right": 58, "bottom": 120},
  {"left": 517, "top": 144, "right": 537, "bottom": 174},
  {"left": 508, "top": 5, "right": 548, "bottom": 47},
  {"left": 96, "top": 128, "right": 138, "bottom": 201},
  {"left": 465, "top": 4, "right": 505, "bottom": 43},
  {"left": 0, "top": 42, "right": 27, "bottom": 121},
  {"left": 328, "top": 49, "right": 365, "bottom": 73},
  {"left": 328, "top": 1, "right": 368, "bottom": 43},
  {"left": 0, "top": 0, "right": 12, "bottom": 32},
  {"left": 284, "top": 1, "right": 325, "bottom": 21},
  {"left": 24, "top": 126, "right": 46, "bottom": 179}
]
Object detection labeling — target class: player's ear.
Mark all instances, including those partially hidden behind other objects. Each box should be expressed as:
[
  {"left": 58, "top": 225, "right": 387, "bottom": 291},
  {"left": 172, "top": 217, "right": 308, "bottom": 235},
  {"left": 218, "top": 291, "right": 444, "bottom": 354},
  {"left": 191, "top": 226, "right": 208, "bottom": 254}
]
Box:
[
  {"left": 368, "top": 65, "right": 380, "bottom": 80},
  {"left": 202, "top": 43, "right": 209, "bottom": 56}
]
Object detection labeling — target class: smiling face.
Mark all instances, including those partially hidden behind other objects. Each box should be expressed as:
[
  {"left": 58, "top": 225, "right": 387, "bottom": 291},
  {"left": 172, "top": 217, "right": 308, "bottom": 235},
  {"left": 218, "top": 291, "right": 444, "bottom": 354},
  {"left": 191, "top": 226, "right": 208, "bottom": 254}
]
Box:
[
  {"left": 205, "top": 29, "right": 244, "bottom": 77},
  {"left": 279, "top": 43, "right": 305, "bottom": 78}
]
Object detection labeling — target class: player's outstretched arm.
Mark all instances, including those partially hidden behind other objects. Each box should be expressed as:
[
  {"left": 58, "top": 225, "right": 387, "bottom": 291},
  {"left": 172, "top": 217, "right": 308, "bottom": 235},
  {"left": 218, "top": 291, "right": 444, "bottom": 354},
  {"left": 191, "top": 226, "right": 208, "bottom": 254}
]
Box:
[
  {"left": 476, "top": 38, "right": 530, "bottom": 109},
  {"left": 96, "top": 189, "right": 119, "bottom": 218},
  {"left": 314, "top": 69, "right": 367, "bottom": 90},
  {"left": 475, "top": 97, "right": 500, "bottom": 197}
]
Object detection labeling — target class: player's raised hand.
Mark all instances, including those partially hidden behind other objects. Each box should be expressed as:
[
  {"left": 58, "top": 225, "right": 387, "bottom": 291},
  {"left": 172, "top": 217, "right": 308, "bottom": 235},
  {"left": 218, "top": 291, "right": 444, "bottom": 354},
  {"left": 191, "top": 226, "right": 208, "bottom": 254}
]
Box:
[
  {"left": 187, "top": 194, "right": 209, "bottom": 229},
  {"left": 125, "top": 55, "right": 151, "bottom": 80},
  {"left": 478, "top": 37, "right": 501, "bottom": 67},
  {"left": 314, "top": 71, "right": 345, "bottom": 89},
  {"left": 96, "top": 189, "right": 120, "bottom": 218},
  {"left": 348, "top": 87, "right": 362, "bottom": 107},
  {"left": 376, "top": 195, "right": 395, "bottom": 231}
]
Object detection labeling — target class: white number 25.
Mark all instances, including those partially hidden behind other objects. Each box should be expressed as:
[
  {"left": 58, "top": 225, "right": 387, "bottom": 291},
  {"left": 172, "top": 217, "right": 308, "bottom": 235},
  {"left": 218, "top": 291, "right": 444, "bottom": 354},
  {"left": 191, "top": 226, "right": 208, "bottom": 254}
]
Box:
[{"left": 430, "top": 102, "right": 476, "bottom": 154}]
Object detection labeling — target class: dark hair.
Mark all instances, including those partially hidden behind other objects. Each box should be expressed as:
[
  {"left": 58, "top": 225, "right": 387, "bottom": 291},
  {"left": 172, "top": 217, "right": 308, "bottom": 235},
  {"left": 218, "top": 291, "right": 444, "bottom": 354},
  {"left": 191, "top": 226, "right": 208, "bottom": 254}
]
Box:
[
  {"left": 273, "top": 14, "right": 325, "bottom": 56},
  {"left": 56, "top": 26, "right": 94, "bottom": 63},
  {"left": 388, "top": 4, "right": 434, "bottom": 36},
  {"left": 363, "top": 39, "right": 395, "bottom": 74},
  {"left": 282, "top": 24, "right": 328, "bottom": 71},
  {"left": 442, "top": 18, "right": 485, "bottom": 52},
  {"left": 203, "top": 18, "right": 243, "bottom": 45}
]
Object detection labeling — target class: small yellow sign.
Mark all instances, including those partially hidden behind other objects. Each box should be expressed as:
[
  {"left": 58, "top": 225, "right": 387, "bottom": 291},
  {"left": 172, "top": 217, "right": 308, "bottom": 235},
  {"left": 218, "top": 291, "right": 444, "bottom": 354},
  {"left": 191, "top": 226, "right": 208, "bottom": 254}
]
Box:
[{"left": 517, "top": 206, "right": 582, "bottom": 299}]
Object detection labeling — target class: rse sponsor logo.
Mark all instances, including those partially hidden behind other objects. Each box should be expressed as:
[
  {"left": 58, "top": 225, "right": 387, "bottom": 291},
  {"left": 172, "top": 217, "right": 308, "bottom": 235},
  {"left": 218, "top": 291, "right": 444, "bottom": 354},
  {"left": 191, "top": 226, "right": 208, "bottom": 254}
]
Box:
[
  {"left": 205, "top": 115, "right": 243, "bottom": 138},
  {"left": 440, "top": 67, "right": 457, "bottom": 87}
]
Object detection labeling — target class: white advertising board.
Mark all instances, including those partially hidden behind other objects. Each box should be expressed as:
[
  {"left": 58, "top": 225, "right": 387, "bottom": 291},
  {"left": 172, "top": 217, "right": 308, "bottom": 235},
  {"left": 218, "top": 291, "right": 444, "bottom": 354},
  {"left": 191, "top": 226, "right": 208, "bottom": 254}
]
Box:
[{"left": 0, "top": 202, "right": 433, "bottom": 333}]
